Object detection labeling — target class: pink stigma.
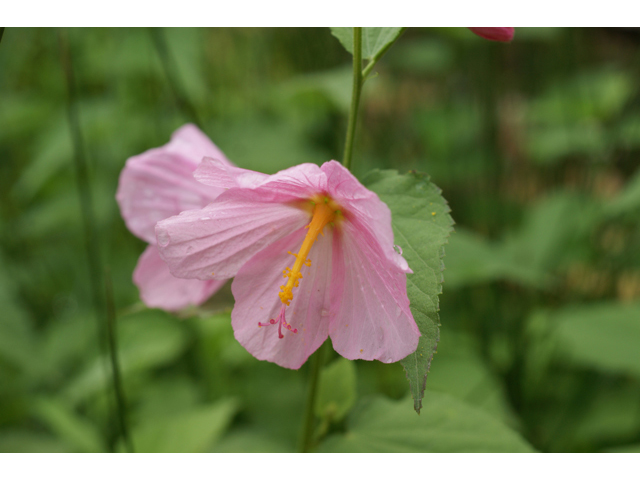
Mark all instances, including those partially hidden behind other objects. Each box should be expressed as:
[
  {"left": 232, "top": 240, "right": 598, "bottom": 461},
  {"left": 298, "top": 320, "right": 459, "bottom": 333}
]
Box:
[{"left": 258, "top": 305, "right": 298, "bottom": 339}]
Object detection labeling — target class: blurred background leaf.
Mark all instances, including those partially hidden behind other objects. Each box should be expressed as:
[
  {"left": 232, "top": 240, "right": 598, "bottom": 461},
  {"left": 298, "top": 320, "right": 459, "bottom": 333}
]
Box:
[
  {"left": 315, "top": 357, "right": 357, "bottom": 423},
  {"left": 551, "top": 301, "right": 640, "bottom": 377},
  {"left": 318, "top": 393, "right": 535, "bottom": 452},
  {"left": 126, "top": 398, "right": 237, "bottom": 453}
]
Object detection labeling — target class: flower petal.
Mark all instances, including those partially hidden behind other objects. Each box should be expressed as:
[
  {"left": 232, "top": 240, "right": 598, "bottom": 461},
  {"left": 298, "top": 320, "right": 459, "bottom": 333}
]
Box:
[
  {"left": 167, "top": 124, "right": 230, "bottom": 166},
  {"left": 194, "top": 157, "right": 269, "bottom": 190},
  {"left": 329, "top": 220, "right": 420, "bottom": 363},
  {"left": 197, "top": 161, "right": 329, "bottom": 203},
  {"left": 254, "top": 163, "right": 328, "bottom": 202},
  {"left": 321, "top": 160, "right": 410, "bottom": 273},
  {"left": 133, "top": 245, "right": 225, "bottom": 311},
  {"left": 155, "top": 189, "right": 310, "bottom": 280},
  {"left": 116, "top": 124, "right": 228, "bottom": 243},
  {"left": 231, "top": 227, "right": 333, "bottom": 369}
]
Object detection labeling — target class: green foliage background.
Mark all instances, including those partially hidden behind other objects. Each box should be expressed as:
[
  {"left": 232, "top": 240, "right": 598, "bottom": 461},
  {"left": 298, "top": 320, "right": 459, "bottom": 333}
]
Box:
[{"left": 1, "top": 27, "right": 640, "bottom": 452}]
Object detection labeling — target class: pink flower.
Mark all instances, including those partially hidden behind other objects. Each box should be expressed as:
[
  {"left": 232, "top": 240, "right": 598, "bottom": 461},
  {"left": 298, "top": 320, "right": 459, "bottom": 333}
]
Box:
[
  {"left": 468, "top": 27, "right": 515, "bottom": 42},
  {"left": 155, "top": 160, "right": 420, "bottom": 369},
  {"left": 116, "top": 124, "right": 231, "bottom": 311}
]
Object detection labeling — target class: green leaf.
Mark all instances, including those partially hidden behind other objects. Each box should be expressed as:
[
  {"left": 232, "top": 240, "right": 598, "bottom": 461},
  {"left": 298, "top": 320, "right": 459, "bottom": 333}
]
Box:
[
  {"left": 31, "top": 397, "right": 105, "bottom": 453},
  {"left": 209, "top": 117, "right": 328, "bottom": 174},
  {"left": 280, "top": 67, "right": 353, "bottom": 113},
  {"left": 385, "top": 38, "right": 454, "bottom": 75},
  {"left": 364, "top": 170, "right": 454, "bottom": 413},
  {"left": 444, "top": 228, "right": 548, "bottom": 289},
  {"left": 502, "top": 192, "right": 598, "bottom": 272},
  {"left": 525, "top": 123, "right": 607, "bottom": 165},
  {"left": 526, "top": 69, "right": 633, "bottom": 126},
  {"left": 317, "top": 393, "right": 535, "bottom": 452},
  {"left": 604, "top": 168, "right": 640, "bottom": 216},
  {"left": 315, "top": 358, "right": 357, "bottom": 423},
  {"left": 330, "top": 28, "right": 404, "bottom": 61},
  {"left": 130, "top": 399, "right": 237, "bottom": 453},
  {"left": 0, "top": 430, "right": 71, "bottom": 453},
  {"left": 570, "top": 382, "right": 640, "bottom": 448},
  {"left": 212, "top": 430, "right": 291, "bottom": 453},
  {"left": 0, "top": 255, "right": 36, "bottom": 373},
  {"left": 426, "top": 329, "right": 517, "bottom": 426},
  {"left": 11, "top": 117, "right": 73, "bottom": 203},
  {"left": 551, "top": 301, "right": 640, "bottom": 377},
  {"left": 604, "top": 443, "right": 640, "bottom": 453},
  {"left": 62, "top": 310, "right": 189, "bottom": 405}
]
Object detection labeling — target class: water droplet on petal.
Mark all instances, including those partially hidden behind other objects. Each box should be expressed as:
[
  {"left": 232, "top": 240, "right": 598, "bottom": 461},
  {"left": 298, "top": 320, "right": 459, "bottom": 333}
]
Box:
[
  {"left": 394, "top": 245, "right": 403, "bottom": 255},
  {"left": 386, "top": 358, "right": 392, "bottom": 363},
  {"left": 201, "top": 216, "right": 211, "bottom": 221},
  {"left": 157, "top": 229, "right": 170, "bottom": 247}
]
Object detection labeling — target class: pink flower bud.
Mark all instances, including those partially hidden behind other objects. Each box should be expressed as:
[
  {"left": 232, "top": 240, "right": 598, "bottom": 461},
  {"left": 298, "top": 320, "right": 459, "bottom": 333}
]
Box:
[{"left": 468, "top": 27, "right": 515, "bottom": 42}]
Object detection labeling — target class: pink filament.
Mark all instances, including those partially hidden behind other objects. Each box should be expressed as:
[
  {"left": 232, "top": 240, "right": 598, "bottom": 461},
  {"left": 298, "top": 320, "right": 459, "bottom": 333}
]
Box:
[{"left": 257, "top": 305, "right": 298, "bottom": 339}]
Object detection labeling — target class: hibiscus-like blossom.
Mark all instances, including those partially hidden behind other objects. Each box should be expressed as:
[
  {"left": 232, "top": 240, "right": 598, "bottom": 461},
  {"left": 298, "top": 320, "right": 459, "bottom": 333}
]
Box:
[
  {"left": 155, "top": 159, "right": 420, "bottom": 369},
  {"left": 468, "top": 27, "right": 515, "bottom": 42},
  {"left": 116, "top": 124, "right": 232, "bottom": 311}
]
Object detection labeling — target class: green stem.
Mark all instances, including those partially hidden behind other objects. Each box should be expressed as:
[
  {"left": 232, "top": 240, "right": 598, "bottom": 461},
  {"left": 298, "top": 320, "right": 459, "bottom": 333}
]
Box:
[
  {"left": 301, "top": 26, "right": 405, "bottom": 452},
  {"left": 361, "top": 27, "right": 407, "bottom": 80},
  {"left": 298, "top": 341, "right": 328, "bottom": 452},
  {"left": 341, "top": 27, "right": 363, "bottom": 171},
  {"left": 59, "top": 29, "right": 128, "bottom": 453},
  {"left": 149, "top": 27, "right": 202, "bottom": 126},
  {"left": 105, "top": 269, "right": 134, "bottom": 453}
]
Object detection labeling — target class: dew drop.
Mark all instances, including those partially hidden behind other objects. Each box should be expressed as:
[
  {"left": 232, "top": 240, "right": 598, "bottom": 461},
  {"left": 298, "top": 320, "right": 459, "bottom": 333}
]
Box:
[
  {"left": 201, "top": 216, "right": 211, "bottom": 221},
  {"left": 157, "top": 229, "right": 170, "bottom": 247},
  {"left": 394, "top": 245, "right": 403, "bottom": 255}
]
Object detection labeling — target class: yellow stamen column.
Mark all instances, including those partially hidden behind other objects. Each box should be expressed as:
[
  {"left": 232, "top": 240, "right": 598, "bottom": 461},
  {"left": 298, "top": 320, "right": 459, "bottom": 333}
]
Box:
[{"left": 279, "top": 197, "right": 340, "bottom": 305}]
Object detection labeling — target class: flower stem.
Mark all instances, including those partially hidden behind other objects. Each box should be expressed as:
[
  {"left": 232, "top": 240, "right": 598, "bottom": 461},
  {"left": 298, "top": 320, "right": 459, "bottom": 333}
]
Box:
[
  {"left": 149, "top": 27, "right": 202, "bottom": 127},
  {"left": 298, "top": 340, "right": 328, "bottom": 453},
  {"left": 341, "top": 27, "right": 363, "bottom": 171},
  {"left": 59, "top": 29, "right": 131, "bottom": 452},
  {"left": 105, "top": 269, "right": 134, "bottom": 453}
]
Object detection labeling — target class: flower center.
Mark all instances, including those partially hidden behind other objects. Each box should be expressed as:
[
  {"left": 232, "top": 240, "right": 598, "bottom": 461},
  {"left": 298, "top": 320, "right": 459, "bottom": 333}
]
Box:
[
  {"left": 256, "top": 196, "right": 342, "bottom": 338},
  {"left": 279, "top": 196, "right": 340, "bottom": 306}
]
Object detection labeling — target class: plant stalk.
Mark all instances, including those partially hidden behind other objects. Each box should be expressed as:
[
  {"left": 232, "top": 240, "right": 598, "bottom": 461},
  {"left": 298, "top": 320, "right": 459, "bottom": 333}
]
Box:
[
  {"left": 298, "top": 341, "right": 328, "bottom": 452},
  {"left": 149, "top": 27, "right": 202, "bottom": 126},
  {"left": 59, "top": 29, "right": 129, "bottom": 452},
  {"left": 341, "top": 27, "right": 363, "bottom": 171},
  {"left": 105, "top": 269, "right": 134, "bottom": 453}
]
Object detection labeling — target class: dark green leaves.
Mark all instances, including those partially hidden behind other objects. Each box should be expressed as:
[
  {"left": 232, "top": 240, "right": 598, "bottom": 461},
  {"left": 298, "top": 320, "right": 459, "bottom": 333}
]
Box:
[
  {"left": 318, "top": 393, "right": 535, "bottom": 452},
  {"left": 364, "top": 170, "right": 454, "bottom": 412},
  {"left": 331, "top": 28, "right": 404, "bottom": 62}
]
